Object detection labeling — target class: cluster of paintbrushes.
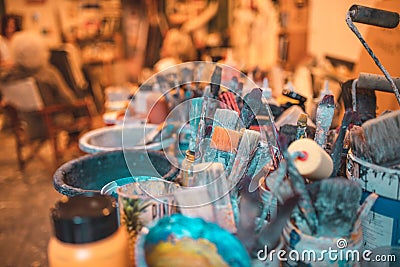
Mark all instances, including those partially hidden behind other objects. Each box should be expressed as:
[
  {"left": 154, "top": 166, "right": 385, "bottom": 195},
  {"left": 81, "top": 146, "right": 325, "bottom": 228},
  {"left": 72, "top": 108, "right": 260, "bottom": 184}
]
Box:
[{"left": 178, "top": 65, "right": 279, "bottom": 233}]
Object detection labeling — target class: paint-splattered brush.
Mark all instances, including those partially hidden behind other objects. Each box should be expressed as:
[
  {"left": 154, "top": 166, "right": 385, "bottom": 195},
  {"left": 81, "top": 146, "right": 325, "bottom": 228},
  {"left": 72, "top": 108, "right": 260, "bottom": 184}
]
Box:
[
  {"left": 202, "top": 109, "right": 241, "bottom": 168},
  {"left": 308, "top": 177, "right": 362, "bottom": 237},
  {"left": 236, "top": 88, "right": 263, "bottom": 130},
  {"left": 188, "top": 97, "right": 203, "bottom": 152},
  {"left": 212, "top": 108, "right": 240, "bottom": 131},
  {"left": 295, "top": 113, "right": 308, "bottom": 140},
  {"left": 228, "top": 129, "right": 261, "bottom": 189},
  {"left": 314, "top": 94, "right": 335, "bottom": 149},
  {"left": 246, "top": 141, "right": 273, "bottom": 193},
  {"left": 210, "top": 65, "right": 222, "bottom": 99},
  {"left": 351, "top": 110, "right": 400, "bottom": 166},
  {"left": 330, "top": 109, "right": 356, "bottom": 177}
]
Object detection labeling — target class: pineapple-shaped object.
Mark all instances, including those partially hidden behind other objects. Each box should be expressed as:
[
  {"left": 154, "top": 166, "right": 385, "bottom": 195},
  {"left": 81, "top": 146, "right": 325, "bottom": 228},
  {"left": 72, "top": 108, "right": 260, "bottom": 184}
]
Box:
[{"left": 121, "top": 197, "right": 151, "bottom": 266}]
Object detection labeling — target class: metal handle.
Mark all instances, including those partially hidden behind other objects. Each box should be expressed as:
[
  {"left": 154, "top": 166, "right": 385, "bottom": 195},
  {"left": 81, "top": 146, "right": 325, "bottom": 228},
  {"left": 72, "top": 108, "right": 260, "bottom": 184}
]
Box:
[
  {"left": 357, "top": 73, "right": 400, "bottom": 92},
  {"left": 349, "top": 5, "right": 399, "bottom": 29}
]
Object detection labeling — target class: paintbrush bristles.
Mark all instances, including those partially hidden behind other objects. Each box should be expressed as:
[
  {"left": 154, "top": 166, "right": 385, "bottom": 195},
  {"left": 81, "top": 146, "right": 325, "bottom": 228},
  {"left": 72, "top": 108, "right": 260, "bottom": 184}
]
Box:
[
  {"left": 297, "top": 114, "right": 308, "bottom": 126},
  {"left": 362, "top": 110, "right": 400, "bottom": 166},
  {"left": 237, "top": 130, "right": 261, "bottom": 157},
  {"left": 228, "top": 130, "right": 261, "bottom": 188},
  {"left": 211, "top": 127, "right": 242, "bottom": 152},
  {"left": 213, "top": 108, "right": 239, "bottom": 130}
]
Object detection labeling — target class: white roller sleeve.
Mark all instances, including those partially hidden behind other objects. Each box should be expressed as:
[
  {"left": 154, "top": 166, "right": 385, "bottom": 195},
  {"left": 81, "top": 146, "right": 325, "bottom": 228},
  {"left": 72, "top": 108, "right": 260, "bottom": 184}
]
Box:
[{"left": 288, "top": 138, "right": 333, "bottom": 180}]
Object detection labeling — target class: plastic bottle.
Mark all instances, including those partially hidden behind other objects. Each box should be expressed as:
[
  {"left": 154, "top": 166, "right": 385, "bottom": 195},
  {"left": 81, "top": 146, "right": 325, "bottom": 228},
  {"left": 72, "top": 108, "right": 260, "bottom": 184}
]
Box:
[{"left": 48, "top": 194, "right": 129, "bottom": 267}]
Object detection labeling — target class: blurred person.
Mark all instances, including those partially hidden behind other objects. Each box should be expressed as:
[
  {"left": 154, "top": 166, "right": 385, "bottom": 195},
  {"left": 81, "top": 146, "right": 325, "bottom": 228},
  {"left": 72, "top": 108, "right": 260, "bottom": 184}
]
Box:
[
  {"left": 0, "top": 31, "right": 79, "bottom": 139},
  {"left": 1, "top": 31, "right": 77, "bottom": 105},
  {"left": 0, "top": 14, "right": 22, "bottom": 68}
]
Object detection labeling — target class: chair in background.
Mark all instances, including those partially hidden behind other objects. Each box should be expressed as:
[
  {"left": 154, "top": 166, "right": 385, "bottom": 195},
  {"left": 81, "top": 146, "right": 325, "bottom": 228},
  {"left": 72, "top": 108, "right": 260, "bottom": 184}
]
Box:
[
  {"left": 50, "top": 44, "right": 100, "bottom": 114},
  {"left": 1, "top": 77, "right": 93, "bottom": 170}
]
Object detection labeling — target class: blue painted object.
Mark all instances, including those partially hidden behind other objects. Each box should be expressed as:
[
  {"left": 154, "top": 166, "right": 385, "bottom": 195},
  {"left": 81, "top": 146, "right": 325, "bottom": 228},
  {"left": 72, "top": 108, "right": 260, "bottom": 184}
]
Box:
[
  {"left": 136, "top": 214, "right": 251, "bottom": 267},
  {"left": 53, "top": 149, "right": 179, "bottom": 196}
]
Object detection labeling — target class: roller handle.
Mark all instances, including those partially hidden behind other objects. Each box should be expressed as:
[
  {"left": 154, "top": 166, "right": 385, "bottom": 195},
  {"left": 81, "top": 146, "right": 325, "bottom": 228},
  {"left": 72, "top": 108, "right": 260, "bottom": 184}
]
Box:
[
  {"left": 349, "top": 5, "right": 399, "bottom": 29},
  {"left": 357, "top": 72, "right": 400, "bottom": 92}
]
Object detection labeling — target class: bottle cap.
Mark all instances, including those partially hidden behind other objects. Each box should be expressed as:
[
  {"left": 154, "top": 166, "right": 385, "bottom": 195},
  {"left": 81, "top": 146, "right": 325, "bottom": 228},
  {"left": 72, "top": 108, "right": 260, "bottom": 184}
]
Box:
[{"left": 51, "top": 194, "right": 118, "bottom": 244}]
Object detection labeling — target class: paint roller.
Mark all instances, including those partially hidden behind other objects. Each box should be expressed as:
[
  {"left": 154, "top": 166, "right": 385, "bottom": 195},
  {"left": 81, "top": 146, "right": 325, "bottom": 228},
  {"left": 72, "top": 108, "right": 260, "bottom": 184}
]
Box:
[
  {"left": 346, "top": 5, "right": 400, "bottom": 105},
  {"left": 348, "top": 5, "right": 399, "bottom": 29}
]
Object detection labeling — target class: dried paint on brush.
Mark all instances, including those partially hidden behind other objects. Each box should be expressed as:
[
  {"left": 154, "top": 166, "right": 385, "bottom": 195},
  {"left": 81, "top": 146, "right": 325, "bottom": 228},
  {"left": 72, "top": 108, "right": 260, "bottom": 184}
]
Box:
[
  {"left": 330, "top": 109, "right": 355, "bottom": 177},
  {"left": 237, "top": 88, "right": 263, "bottom": 130},
  {"left": 210, "top": 65, "right": 222, "bottom": 99},
  {"left": 203, "top": 109, "right": 241, "bottom": 168},
  {"left": 212, "top": 109, "right": 239, "bottom": 131},
  {"left": 246, "top": 141, "right": 272, "bottom": 192},
  {"left": 314, "top": 94, "right": 335, "bottom": 149},
  {"left": 227, "top": 129, "right": 260, "bottom": 189},
  {"left": 203, "top": 126, "right": 242, "bottom": 169},
  {"left": 295, "top": 114, "right": 308, "bottom": 140},
  {"left": 351, "top": 110, "right": 400, "bottom": 166},
  {"left": 308, "top": 177, "right": 361, "bottom": 237},
  {"left": 189, "top": 98, "right": 203, "bottom": 152},
  {"left": 219, "top": 91, "right": 240, "bottom": 113}
]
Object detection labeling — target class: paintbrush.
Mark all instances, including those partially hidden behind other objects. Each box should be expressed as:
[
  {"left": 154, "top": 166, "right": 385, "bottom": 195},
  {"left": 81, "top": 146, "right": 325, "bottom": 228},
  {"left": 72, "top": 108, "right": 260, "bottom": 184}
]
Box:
[
  {"left": 210, "top": 65, "right": 222, "bottom": 99},
  {"left": 203, "top": 109, "right": 241, "bottom": 169},
  {"left": 227, "top": 129, "right": 261, "bottom": 189},
  {"left": 350, "top": 110, "right": 400, "bottom": 166},
  {"left": 295, "top": 113, "right": 308, "bottom": 140},
  {"left": 203, "top": 126, "right": 242, "bottom": 167},
  {"left": 330, "top": 109, "right": 355, "bottom": 177},
  {"left": 236, "top": 82, "right": 244, "bottom": 109},
  {"left": 181, "top": 67, "right": 193, "bottom": 92},
  {"left": 351, "top": 192, "right": 378, "bottom": 235},
  {"left": 246, "top": 141, "right": 273, "bottom": 193},
  {"left": 308, "top": 177, "right": 362, "bottom": 237},
  {"left": 236, "top": 88, "right": 263, "bottom": 130},
  {"left": 188, "top": 97, "right": 203, "bottom": 152},
  {"left": 314, "top": 94, "right": 335, "bottom": 149},
  {"left": 229, "top": 76, "right": 239, "bottom": 95},
  {"left": 212, "top": 108, "right": 240, "bottom": 131},
  {"left": 255, "top": 161, "right": 287, "bottom": 230}
]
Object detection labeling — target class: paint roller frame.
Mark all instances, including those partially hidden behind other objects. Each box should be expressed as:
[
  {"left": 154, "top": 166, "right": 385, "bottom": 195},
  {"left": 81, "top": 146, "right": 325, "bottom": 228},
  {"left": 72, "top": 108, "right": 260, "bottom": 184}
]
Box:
[{"left": 346, "top": 5, "right": 400, "bottom": 105}]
